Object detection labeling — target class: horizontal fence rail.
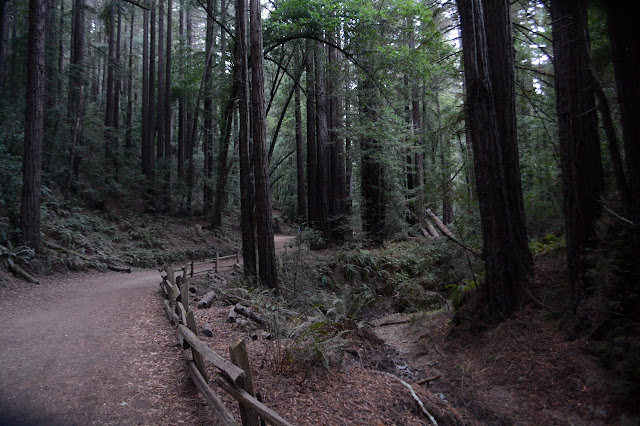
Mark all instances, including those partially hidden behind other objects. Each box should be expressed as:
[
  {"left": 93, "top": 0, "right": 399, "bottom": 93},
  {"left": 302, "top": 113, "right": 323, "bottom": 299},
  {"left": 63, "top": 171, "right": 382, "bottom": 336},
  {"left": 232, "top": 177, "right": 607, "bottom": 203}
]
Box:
[{"left": 159, "top": 262, "right": 293, "bottom": 426}]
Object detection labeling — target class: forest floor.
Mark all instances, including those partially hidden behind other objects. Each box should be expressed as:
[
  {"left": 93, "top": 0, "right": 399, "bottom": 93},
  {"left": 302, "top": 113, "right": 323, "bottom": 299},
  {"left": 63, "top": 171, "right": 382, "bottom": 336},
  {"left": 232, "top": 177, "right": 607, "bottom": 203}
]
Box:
[{"left": 0, "top": 213, "right": 636, "bottom": 424}]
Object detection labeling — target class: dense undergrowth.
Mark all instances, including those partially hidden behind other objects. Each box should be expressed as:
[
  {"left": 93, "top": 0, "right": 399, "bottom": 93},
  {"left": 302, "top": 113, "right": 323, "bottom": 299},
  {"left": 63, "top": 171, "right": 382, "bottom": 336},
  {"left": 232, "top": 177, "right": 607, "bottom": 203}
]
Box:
[{"left": 0, "top": 191, "right": 237, "bottom": 276}]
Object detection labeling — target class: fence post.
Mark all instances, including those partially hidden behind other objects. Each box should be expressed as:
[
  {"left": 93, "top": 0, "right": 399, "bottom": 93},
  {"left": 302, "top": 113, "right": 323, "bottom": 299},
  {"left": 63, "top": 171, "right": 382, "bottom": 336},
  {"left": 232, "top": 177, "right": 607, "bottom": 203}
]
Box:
[
  {"left": 229, "top": 339, "right": 259, "bottom": 426},
  {"left": 186, "top": 310, "right": 208, "bottom": 381},
  {"left": 190, "top": 259, "right": 194, "bottom": 277},
  {"left": 215, "top": 251, "right": 219, "bottom": 273}
]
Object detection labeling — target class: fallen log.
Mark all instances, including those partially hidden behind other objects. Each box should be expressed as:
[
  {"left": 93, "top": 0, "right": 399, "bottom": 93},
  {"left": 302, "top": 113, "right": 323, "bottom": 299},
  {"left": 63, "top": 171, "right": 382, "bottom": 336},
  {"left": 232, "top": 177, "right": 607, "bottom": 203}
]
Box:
[
  {"left": 425, "top": 209, "right": 483, "bottom": 259},
  {"left": 7, "top": 258, "right": 39, "bottom": 284},
  {"left": 426, "top": 221, "right": 439, "bottom": 238},
  {"left": 107, "top": 264, "right": 131, "bottom": 273},
  {"left": 227, "top": 306, "right": 239, "bottom": 323},
  {"left": 234, "top": 304, "right": 266, "bottom": 326},
  {"left": 198, "top": 290, "right": 217, "bottom": 309}
]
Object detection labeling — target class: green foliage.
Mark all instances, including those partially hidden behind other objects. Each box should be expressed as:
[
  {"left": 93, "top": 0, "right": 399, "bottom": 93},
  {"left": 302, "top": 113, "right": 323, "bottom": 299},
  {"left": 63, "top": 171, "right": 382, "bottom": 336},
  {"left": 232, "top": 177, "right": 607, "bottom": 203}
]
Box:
[{"left": 529, "top": 234, "right": 564, "bottom": 255}]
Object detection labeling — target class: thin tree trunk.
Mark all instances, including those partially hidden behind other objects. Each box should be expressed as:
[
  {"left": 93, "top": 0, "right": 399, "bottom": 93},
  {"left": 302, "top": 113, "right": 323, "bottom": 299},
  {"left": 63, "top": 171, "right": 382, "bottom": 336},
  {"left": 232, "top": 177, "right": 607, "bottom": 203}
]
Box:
[
  {"left": 21, "top": 0, "right": 46, "bottom": 252},
  {"left": 305, "top": 39, "right": 318, "bottom": 229},
  {"left": 104, "top": 1, "right": 115, "bottom": 168},
  {"left": 65, "top": 0, "right": 85, "bottom": 195},
  {"left": 157, "top": 0, "right": 165, "bottom": 165},
  {"left": 294, "top": 48, "right": 305, "bottom": 221},
  {"left": 436, "top": 92, "right": 453, "bottom": 224},
  {"left": 250, "top": 0, "right": 277, "bottom": 289},
  {"left": 164, "top": 0, "right": 172, "bottom": 207},
  {"left": 177, "top": 1, "right": 185, "bottom": 180},
  {"left": 125, "top": 7, "right": 134, "bottom": 151},
  {"left": 0, "top": 0, "right": 9, "bottom": 97}
]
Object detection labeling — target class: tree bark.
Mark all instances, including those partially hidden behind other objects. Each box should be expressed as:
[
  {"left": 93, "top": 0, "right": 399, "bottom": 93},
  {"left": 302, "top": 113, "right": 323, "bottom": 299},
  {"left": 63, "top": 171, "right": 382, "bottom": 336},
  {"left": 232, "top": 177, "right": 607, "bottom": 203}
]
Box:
[
  {"left": 359, "top": 76, "right": 385, "bottom": 246},
  {"left": 551, "top": 0, "right": 603, "bottom": 307},
  {"left": 125, "top": 7, "right": 134, "bottom": 151},
  {"left": 250, "top": 0, "right": 278, "bottom": 289},
  {"left": 305, "top": 39, "right": 318, "bottom": 229},
  {"left": 607, "top": 0, "right": 640, "bottom": 287},
  {"left": 21, "top": 0, "right": 47, "bottom": 252},
  {"left": 65, "top": 0, "right": 85, "bottom": 195},
  {"left": 315, "top": 42, "right": 331, "bottom": 240},
  {"left": 235, "top": 0, "right": 256, "bottom": 278},
  {"left": 294, "top": 48, "right": 306, "bottom": 221},
  {"left": 457, "top": 0, "right": 533, "bottom": 319},
  {"left": 328, "top": 31, "right": 347, "bottom": 241},
  {"left": 164, "top": 0, "right": 172, "bottom": 208}
]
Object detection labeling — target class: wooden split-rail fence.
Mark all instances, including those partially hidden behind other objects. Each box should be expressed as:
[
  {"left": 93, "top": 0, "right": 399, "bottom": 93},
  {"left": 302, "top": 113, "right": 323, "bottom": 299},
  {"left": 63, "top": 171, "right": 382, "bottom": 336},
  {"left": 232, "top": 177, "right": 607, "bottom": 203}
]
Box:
[{"left": 160, "top": 263, "right": 293, "bottom": 426}]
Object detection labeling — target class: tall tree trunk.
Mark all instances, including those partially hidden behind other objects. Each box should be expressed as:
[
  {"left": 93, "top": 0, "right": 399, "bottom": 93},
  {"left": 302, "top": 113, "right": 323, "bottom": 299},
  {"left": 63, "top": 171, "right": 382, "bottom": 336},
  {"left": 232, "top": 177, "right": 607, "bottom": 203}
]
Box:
[
  {"left": 186, "top": 7, "right": 194, "bottom": 210},
  {"left": 157, "top": 0, "right": 165, "bottom": 164},
  {"left": 0, "top": 0, "right": 8, "bottom": 97},
  {"left": 177, "top": 1, "right": 185, "bottom": 181},
  {"left": 315, "top": 42, "right": 331, "bottom": 240},
  {"left": 294, "top": 49, "right": 305, "bottom": 221},
  {"left": 457, "top": 0, "right": 533, "bottom": 320},
  {"left": 202, "top": 0, "right": 215, "bottom": 217},
  {"left": 150, "top": 2, "right": 157, "bottom": 180},
  {"left": 359, "top": 76, "right": 385, "bottom": 246},
  {"left": 235, "top": 0, "right": 256, "bottom": 277},
  {"left": 212, "top": 75, "right": 238, "bottom": 229},
  {"left": 250, "top": 0, "right": 277, "bottom": 289},
  {"left": 436, "top": 92, "right": 453, "bottom": 224},
  {"left": 328, "top": 32, "right": 347, "bottom": 241},
  {"left": 163, "top": 0, "right": 172, "bottom": 208},
  {"left": 112, "top": 2, "right": 121, "bottom": 177},
  {"left": 551, "top": 0, "right": 603, "bottom": 307},
  {"left": 125, "top": 7, "right": 134, "bottom": 151},
  {"left": 66, "top": 0, "right": 85, "bottom": 195},
  {"left": 104, "top": 1, "right": 115, "bottom": 170},
  {"left": 21, "top": 0, "right": 46, "bottom": 252},
  {"left": 607, "top": 1, "right": 640, "bottom": 285},
  {"left": 305, "top": 39, "right": 318, "bottom": 229}
]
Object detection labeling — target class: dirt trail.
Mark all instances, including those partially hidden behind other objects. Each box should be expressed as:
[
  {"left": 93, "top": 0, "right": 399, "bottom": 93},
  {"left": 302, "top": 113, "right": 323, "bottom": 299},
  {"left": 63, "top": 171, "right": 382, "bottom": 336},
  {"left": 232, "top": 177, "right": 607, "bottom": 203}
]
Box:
[{"left": 0, "top": 235, "right": 294, "bottom": 425}]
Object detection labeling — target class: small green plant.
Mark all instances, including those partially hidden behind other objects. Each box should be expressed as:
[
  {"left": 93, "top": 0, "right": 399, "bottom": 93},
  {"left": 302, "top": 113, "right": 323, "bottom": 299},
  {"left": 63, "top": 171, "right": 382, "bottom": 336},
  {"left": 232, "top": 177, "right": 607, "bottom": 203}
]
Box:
[
  {"left": 447, "top": 276, "right": 480, "bottom": 311},
  {"left": 529, "top": 234, "right": 564, "bottom": 255}
]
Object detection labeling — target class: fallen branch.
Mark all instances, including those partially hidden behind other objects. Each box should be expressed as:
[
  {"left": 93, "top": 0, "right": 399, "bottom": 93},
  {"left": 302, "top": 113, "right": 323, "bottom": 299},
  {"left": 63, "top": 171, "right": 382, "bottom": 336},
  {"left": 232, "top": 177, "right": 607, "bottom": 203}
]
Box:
[
  {"left": 7, "top": 258, "right": 39, "bottom": 284},
  {"left": 415, "top": 373, "right": 442, "bottom": 386},
  {"left": 425, "top": 209, "right": 483, "bottom": 259},
  {"left": 378, "top": 371, "right": 438, "bottom": 426}
]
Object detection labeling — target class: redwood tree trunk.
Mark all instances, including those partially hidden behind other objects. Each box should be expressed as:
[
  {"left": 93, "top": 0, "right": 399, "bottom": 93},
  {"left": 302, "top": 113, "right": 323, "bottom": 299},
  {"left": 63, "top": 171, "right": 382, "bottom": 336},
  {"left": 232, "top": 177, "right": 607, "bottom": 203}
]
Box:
[
  {"left": 607, "top": 1, "right": 640, "bottom": 284},
  {"left": 21, "top": 0, "right": 46, "bottom": 252},
  {"left": 235, "top": 0, "right": 256, "bottom": 277},
  {"left": 294, "top": 50, "right": 306, "bottom": 221},
  {"left": 305, "top": 39, "right": 318, "bottom": 229},
  {"left": 457, "top": 0, "right": 533, "bottom": 320},
  {"left": 551, "top": 0, "right": 603, "bottom": 307},
  {"left": 250, "top": 0, "right": 277, "bottom": 289},
  {"left": 315, "top": 43, "right": 331, "bottom": 240},
  {"left": 359, "top": 76, "right": 385, "bottom": 246}
]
